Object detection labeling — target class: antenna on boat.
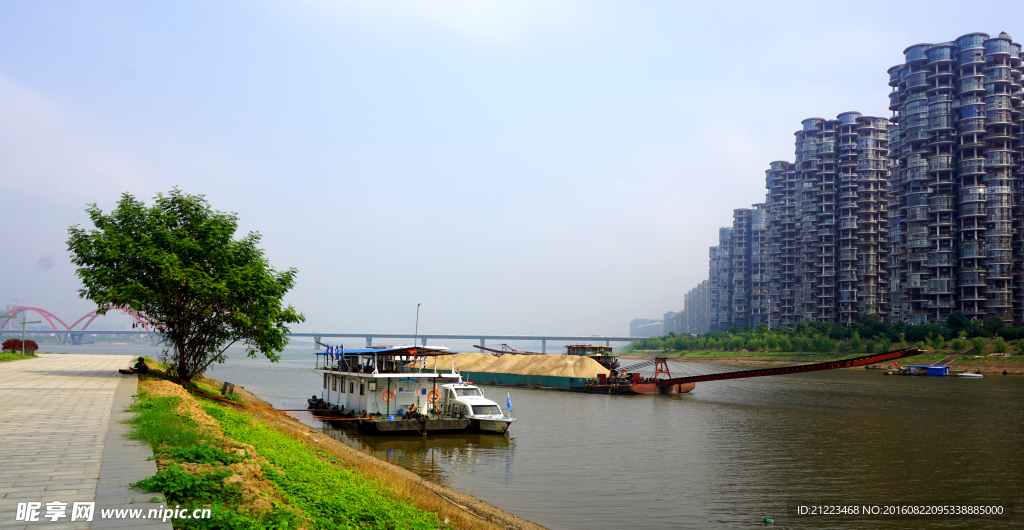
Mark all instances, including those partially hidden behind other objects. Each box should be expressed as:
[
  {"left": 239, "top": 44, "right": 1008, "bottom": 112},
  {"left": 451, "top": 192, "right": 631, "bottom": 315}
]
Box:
[{"left": 414, "top": 303, "right": 421, "bottom": 350}]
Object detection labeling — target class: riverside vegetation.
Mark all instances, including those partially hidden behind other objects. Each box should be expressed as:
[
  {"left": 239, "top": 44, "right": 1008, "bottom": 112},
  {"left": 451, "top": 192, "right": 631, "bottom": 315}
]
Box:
[
  {"left": 125, "top": 358, "right": 543, "bottom": 530},
  {"left": 626, "top": 311, "right": 1024, "bottom": 357}
]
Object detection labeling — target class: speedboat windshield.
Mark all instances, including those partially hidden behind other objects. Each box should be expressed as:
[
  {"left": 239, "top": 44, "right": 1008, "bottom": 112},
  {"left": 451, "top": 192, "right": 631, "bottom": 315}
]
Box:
[
  {"left": 455, "top": 387, "right": 482, "bottom": 397},
  {"left": 472, "top": 404, "right": 501, "bottom": 416}
]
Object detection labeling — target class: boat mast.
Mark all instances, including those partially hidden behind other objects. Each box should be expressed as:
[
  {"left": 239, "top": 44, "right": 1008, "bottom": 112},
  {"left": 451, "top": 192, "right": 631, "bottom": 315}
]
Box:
[{"left": 414, "top": 303, "right": 421, "bottom": 349}]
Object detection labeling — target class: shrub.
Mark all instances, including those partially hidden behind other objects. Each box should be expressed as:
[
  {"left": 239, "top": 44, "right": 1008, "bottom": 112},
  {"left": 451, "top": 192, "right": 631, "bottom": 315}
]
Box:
[
  {"left": 1, "top": 339, "right": 38, "bottom": 353},
  {"left": 993, "top": 339, "right": 1008, "bottom": 354},
  {"left": 850, "top": 332, "right": 863, "bottom": 352},
  {"left": 971, "top": 337, "right": 986, "bottom": 355}
]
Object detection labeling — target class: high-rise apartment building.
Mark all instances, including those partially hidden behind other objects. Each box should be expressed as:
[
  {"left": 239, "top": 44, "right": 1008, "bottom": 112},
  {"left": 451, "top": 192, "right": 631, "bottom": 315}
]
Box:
[
  {"left": 708, "top": 230, "right": 732, "bottom": 332},
  {"left": 887, "top": 32, "right": 1024, "bottom": 324},
  {"left": 629, "top": 318, "right": 664, "bottom": 338},
  {"left": 766, "top": 161, "right": 798, "bottom": 328},
  {"left": 683, "top": 280, "right": 709, "bottom": 334},
  {"left": 707, "top": 205, "right": 770, "bottom": 332},
  {"left": 765, "top": 113, "right": 890, "bottom": 326}
]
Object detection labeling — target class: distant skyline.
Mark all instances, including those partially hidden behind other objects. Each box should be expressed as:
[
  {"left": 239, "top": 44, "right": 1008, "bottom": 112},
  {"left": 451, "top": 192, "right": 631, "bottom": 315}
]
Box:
[{"left": 2, "top": 1, "right": 1021, "bottom": 337}]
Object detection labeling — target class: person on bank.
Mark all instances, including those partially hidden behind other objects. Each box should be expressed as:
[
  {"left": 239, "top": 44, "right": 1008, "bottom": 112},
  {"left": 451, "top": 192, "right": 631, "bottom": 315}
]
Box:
[{"left": 119, "top": 357, "right": 149, "bottom": 375}]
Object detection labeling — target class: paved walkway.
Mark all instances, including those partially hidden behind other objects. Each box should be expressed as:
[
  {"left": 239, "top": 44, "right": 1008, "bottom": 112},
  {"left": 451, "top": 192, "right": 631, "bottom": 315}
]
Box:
[{"left": 0, "top": 354, "right": 170, "bottom": 529}]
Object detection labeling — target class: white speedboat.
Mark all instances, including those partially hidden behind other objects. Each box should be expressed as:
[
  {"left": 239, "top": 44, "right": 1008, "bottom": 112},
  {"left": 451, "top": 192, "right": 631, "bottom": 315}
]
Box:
[
  {"left": 438, "top": 381, "right": 516, "bottom": 434},
  {"left": 956, "top": 371, "right": 985, "bottom": 378}
]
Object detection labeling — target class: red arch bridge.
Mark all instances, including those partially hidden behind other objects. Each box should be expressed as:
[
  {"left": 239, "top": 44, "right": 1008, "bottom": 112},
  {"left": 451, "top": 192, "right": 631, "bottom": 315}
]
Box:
[{"left": 0, "top": 306, "right": 161, "bottom": 345}]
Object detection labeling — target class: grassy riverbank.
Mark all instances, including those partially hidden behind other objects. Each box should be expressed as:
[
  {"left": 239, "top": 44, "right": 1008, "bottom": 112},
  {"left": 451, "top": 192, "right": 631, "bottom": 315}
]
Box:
[
  {"left": 127, "top": 361, "right": 544, "bottom": 530},
  {"left": 620, "top": 350, "right": 1024, "bottom": 374},
  {"left": 0, "top": 352, "right": 37, "bottom": 362}
]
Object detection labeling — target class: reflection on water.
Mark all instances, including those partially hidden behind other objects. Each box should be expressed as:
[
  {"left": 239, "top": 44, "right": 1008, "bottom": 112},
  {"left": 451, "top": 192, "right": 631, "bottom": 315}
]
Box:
[{"left": 321, "top": 427, "right": 515, "bottom": 487}]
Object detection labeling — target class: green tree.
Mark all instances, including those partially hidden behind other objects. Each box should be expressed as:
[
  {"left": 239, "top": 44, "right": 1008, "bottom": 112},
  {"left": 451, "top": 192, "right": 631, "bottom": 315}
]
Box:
[
  {"left": 951, "top": 338, "right": 967, "bottom": 353},
  {"left": 756, "top": 322, "right": 769, "bottom": 335},
  {"left": 993, "top": 338, "right": 1008, "bottom": 354},
  {"left": 67, "top": 189, "right": 304, "bottom": 384},
  {"left": 850, "top": 331, "right": 863, "bottom": 352},
  {"left": 946, "top": 310, "right": 970, "bottom": 332},
  {"left": 984, "top": 317, "right": 1005, "bottom": 337},
  {"left": 971, "top": 337, "right": 986, "bottom": 356},
  {"left": 899, "top": 333, "right": 908, "bottom": 350}
]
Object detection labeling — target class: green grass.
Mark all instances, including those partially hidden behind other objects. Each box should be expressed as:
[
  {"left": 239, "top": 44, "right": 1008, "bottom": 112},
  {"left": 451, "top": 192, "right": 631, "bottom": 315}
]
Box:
[
  {"left": 642, "top": 350, "right": 860, "bottom": 361},
  {"left": 123, "top": 392, "right": 283, "bottom": 529},
  {"left": 124, "top": 393, "right": 216, "bottom": 449},
  {"left": 192, "top": 381, "right": 242, "bottom": 402},
  {"left": 124, "top": 388, "right": 445, "bottom": 529},
  {"left": 0, "top": 352, "right": 37, "bottom": 362},
  {"left": 201, "top": 402, "right": 444, "bottom": 530}
]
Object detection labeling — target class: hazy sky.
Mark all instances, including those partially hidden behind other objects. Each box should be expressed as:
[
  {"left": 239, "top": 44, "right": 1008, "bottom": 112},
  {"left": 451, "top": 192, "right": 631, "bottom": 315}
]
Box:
[{"left": 1, "top": 1, "right": 1021, "bottom": 337}]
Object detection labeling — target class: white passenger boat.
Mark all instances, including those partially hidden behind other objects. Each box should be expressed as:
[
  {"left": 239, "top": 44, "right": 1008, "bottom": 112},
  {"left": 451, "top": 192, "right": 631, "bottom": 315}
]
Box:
[
  {"left": 310, "top": 345, "right": 514, "bottom": 435},
  {"left": 438, "top": 382, "right": 515, "bottom": 434}
]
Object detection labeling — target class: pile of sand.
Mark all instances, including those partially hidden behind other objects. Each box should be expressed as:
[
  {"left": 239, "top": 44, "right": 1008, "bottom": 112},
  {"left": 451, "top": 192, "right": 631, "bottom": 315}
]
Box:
[{"left": 418, "top": 353, "right": 610, "bottom": 379}]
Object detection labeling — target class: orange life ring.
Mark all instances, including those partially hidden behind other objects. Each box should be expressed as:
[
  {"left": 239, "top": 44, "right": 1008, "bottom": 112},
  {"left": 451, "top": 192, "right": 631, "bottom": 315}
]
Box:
[
  {"left": 382, "top": 390, "right": 395, "bottom": 402},
  {"left": 427, "top": 390, "right": 439, "bottom": 403}
]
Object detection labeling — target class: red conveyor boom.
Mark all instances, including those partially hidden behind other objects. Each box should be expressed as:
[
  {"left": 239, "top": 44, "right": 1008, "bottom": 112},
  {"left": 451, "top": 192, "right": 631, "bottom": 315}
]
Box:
[{"left": 655, "top": 348, "right": 922, "bottom": 387}]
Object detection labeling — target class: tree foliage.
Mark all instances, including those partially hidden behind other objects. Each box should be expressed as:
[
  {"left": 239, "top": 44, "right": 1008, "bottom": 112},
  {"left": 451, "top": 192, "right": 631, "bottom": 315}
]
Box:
[
  {"left": 2, "top": 339, "right": 38, "bottom": 353},
  {"left": 67, "top": 189, "right": 304, "bottom": 383},
  {"left": 627, "top": 309, "right": 1024, "bottom": 354}
]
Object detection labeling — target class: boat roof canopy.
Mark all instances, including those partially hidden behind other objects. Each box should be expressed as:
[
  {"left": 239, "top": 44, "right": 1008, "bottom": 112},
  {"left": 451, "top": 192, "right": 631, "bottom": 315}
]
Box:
[{"left": 314, "top": 346, "right": 452, "bottom": 356}]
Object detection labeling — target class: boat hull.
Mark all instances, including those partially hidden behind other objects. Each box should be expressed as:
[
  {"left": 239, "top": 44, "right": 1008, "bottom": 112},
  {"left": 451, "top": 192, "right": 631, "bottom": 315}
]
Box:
[
  {"left": 470, "top": 418, "right": 513, "bottom": 434},
  {"left": 358, "top": 417, "right": 471, "bottom": 434},
  {"left": 570, "top": 382, "right": 695, "bottom": 394}
]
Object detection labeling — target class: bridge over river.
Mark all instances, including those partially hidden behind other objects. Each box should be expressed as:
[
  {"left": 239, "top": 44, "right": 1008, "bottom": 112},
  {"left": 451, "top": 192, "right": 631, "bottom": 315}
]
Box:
[{"left": 1, "top": 306, "right": 639, "bottom": 350}]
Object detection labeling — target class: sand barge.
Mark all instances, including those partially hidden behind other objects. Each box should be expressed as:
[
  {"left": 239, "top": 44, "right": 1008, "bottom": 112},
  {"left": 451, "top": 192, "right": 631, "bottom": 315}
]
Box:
[{"left": 414, "top": 353, "right": 611, "bottom": 389}]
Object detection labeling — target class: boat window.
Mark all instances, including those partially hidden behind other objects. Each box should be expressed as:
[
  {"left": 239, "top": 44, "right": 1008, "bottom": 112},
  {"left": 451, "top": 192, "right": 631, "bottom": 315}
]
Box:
[
  {"left": 455, "top": 387, "right": 482, "bottom": 397},
  {"left": 471, "top": 405, "right": 500, "bottom": 416},
  {"left": 349, "top": 382, "right": 354, "bottom": 394},
  {"left": 360, "top": 383, "right": 364, "bottom": 396}
]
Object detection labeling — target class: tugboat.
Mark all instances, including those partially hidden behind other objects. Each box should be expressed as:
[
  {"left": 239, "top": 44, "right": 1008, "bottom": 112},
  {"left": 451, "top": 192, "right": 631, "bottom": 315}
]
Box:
[{"left": 311, "top": 345, "right": 514, "bottom": 435}]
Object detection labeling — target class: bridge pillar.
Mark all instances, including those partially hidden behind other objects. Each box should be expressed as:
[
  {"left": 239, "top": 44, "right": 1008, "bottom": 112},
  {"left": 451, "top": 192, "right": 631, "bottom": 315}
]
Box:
[
  {"left": 542, "top": 339, "right": 546, "bottom": 353},
  {"left": 313, "top": 335, "right": 321, "bottom": 350},
  {"left": 70, "top": 333, "right": 83, "bottom": 346},
  {"left": 606, "top": 340, "right": 610, "bottom": 347},
  {"left": 58, "top": 332, "right": 68, "bottom": 345},
  {"left": 149, "top": 333, "right": 159, "bottom": 346},
  {"left": 421, "top": 337, "right": 427, "bottom": 347},
  {"left": 480, "top": 338, "right": 485, "bottom": 350},
  {"left": 366, "top": 336, "right": 373, "bottom": 347}
]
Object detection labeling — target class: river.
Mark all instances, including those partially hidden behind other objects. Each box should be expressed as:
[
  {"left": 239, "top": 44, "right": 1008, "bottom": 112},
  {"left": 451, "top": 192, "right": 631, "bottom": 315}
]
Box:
[{"left": 52, "top": 344, "right": 1023, "bottom": 529}]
